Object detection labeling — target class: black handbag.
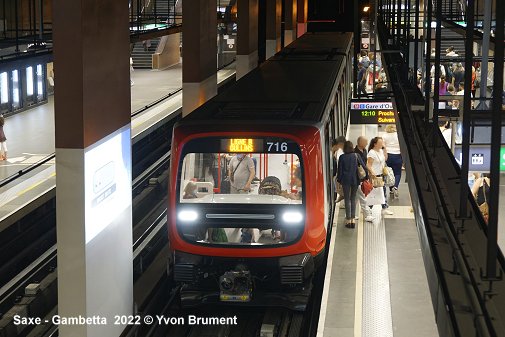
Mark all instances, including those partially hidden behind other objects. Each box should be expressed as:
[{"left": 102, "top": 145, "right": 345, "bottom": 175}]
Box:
[
  {"left": 220, "top": 156, "right": 244, "bottom": 193},
  {"left": 221, "top": 178, "right": 231, "bottom": 194}
]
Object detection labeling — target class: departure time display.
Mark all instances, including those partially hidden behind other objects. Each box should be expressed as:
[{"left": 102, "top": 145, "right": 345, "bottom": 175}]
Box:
[{"left": 350, "top": 100, "right": 396, "bottom": 124}]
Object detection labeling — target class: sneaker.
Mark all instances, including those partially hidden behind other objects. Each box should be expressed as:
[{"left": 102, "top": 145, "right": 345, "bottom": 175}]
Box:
[
  {"left": 393, "top": 187, "right": 399, "bottom": 199},
  {"left": 365, "top": 215, "right": 375, "bottom": 222},
  {"left": 383, "top": 209, "right": 394, "bottom": 215}
]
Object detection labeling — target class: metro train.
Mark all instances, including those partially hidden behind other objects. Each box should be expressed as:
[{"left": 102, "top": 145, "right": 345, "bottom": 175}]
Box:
[{"left": 168, "top": 32, "right": 353, "bottom": 310}]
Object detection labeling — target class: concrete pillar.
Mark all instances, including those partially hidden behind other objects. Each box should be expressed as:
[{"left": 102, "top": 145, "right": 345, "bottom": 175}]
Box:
[
  {"left": 182, "top": 0, "right": 217, "bottom": 116},
  {"left": 53, "top": 0, "right": 132, "bottom": 336},
  {"left": 284, "top": 0, "right": 297, "bottom": 46},
  {"left": 237, "top": 0, "right": 259, "bottom": 79},
  {"left": 265, "top": 0, "right": 282, "bottom": 59},
  {"left": 297, "top": 0, "right": 308, "bottom": 37}
]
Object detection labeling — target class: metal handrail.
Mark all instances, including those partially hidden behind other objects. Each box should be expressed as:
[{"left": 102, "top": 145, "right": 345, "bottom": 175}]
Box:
[{"left": 393, "top": 67, "right": 493, "bottom": 336}]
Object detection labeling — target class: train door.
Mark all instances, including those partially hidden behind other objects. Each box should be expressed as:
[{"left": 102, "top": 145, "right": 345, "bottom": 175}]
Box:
[
  {"left": 329, "top": 108, "right": 336, "bottom": 140},
  {"left": 324, "top": 123, "right": 334, "bottom": 218}
]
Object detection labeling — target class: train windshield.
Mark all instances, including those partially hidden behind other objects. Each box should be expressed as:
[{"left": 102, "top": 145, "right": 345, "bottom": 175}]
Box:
[
  {"left": 176, "top": 137, "right": 304, "bottom": 246},
  {"left": 178, "top": 138, "right": 304, "bottom": 204}
]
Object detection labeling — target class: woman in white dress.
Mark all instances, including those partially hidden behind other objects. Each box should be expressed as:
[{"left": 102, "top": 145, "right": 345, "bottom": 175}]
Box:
[{"left": 366, "top": 137, "right": 394, "bottom": 215}]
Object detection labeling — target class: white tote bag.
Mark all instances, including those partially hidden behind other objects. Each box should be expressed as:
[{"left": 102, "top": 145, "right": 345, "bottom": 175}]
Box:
[{"left": 366, "top": 186, "right": 385, "bottom": 206}]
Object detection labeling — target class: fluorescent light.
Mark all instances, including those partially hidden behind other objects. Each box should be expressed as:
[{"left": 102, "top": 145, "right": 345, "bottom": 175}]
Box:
[
  {"left": 0, "top": 72, "right": 7, "bottom": 104},
  {"left": 282, "top": 211, "right": 303, "bottom": 223},
  {"left": 363, "top": 6, "right": 370, "bottom": 12},
  {"left": 26, "top": 66, "right": 33, "bottom": 96},
  {"left": 178, "top": 210, "right": 198, "bottom": 222}
]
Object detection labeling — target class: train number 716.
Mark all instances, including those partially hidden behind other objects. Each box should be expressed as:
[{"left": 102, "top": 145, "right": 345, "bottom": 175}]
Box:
[{"left": 267, "top": 142, "right": 288, "bottom": 152}]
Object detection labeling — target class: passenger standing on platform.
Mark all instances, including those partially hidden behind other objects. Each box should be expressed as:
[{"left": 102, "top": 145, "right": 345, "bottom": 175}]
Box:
[
  {"left": 359, "top": 50, "right": 370, "bottom": 68},
  {"left": 383, "top": 125, "right": 402, "bottom": 199},
  {"left": 471, "top": 66, "right": 477, "bottom": 98},
  {"left": 357, "top": 63, "right": 368, "bottom": 96},
  {"left": 332, "top": 136, "right": 346, "bottom": 203},
  {"left": 452, "top": 63, "right": 465, "bottom": 88},
  {"left": 0, "top": 115, "right": 7, "bottom": 161},
  {"left": 228, "top": 153, "right": 255, "bottom": 194},
  {"left": 439, "top": 75, "right": 449, "bottom": 96},
  {"left": 337, "top": 141, "right": 368, "bottom": 228},
  {"left": 447, "top": 84, "right": 456, "bottom": 95},
  {"left": 355, "top": 136, "right": 374, "bottom": 222},
  {"left": 367, "top": 137, "right": 393, "bottom": 215}
]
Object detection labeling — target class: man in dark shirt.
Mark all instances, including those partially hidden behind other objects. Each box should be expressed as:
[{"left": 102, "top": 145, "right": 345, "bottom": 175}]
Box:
[
  {"left": 354, "top": 136, "right": 368, "bottom": 162},
  {"left": 354, "top": 136, "right": 374, "bottom": 222},
  {"left": 357, "top": 63, "right": 367, "bottom": 96},
  {"left": 452, "top": 63, "right": 465, "bottom": 89}
]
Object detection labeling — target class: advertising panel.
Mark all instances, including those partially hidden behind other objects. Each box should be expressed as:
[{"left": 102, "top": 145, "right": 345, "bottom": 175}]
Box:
[{"left": 84, "top": 126, "right": 132, "bottom": 243}]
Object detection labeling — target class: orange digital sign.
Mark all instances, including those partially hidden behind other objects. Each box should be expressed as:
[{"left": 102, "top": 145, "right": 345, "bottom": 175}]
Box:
[{"left": 228, "top": 139, "right": 255, "bottom": 152}]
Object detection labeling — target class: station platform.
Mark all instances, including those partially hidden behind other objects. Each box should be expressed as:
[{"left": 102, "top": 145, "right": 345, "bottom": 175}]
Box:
[
  {"left": 0, "top": 63, "right": 235, "bottom": 228},
  {"left": 318, "top": 181, "right": 439, "bottom": 337},
  {"left": 317, "top": 124, "right": 439, "bottom": 337}
]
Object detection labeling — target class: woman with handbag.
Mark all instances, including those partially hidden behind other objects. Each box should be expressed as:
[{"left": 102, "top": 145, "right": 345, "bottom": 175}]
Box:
[
  {"left": 337, "top": 141, "right": 368, "bottom": 228},
  {"left": 367, "top": 137, "right": 394, "bottom": 215},
  {"left": 471, "top": 174, "right": 490, "bottom": 223}
]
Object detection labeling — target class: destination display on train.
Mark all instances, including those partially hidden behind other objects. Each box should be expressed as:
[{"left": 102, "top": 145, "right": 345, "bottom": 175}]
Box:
[
  {"left": 223, "top": 138, "right": 263, "bottom": 152},
  {"left": 350, "top": 101, "right": 396, "bottom": 124}
]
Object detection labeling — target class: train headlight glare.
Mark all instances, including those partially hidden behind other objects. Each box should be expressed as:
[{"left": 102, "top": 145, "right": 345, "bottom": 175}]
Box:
[
  {"left": 282, "top": 211, "right": 303, "bottom": 223},
  {"left": 178, "top": 210, "right": 198, "bottom": 222}
]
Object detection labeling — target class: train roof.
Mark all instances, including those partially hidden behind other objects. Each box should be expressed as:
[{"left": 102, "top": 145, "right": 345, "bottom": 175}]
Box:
[{"left": 181, "top": 32, "right": 353, "bottom": 125}]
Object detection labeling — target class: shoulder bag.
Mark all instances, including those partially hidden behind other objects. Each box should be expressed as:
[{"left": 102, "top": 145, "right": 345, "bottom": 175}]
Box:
[
  {"left": 376, "top": 150, "right": 395, "bottom": 187},
  {"left": 355, "top": 154, "right": 367, "bottom": 180},
  {"left": 220, "top": 157, "right": 244, "bottom": 193},
  {"left": 361, "top": 179, "right": 373, "bottom": 197}
]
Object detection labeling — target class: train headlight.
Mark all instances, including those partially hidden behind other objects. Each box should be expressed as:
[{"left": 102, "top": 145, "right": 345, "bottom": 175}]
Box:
[
  {"left": 282, "top": 211, "right": 303, "bottom": 224},
  {"left": 178, "top": 210, "right": 198, "bottom": 222}
]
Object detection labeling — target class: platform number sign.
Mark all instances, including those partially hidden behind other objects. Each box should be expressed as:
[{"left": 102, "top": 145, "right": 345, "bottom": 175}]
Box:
[{"left": 471, "top": 153, "right": 484, "bottom": 166}]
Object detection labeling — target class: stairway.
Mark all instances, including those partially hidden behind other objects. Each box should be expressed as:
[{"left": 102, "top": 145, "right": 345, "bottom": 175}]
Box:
[
  {"left": 131, "top": 38, "right": 160, "bottom": 69},
  {"left": 154, "top": 0, "right": 171, "bottom": 19},
  {"left": 439, "top": 29, "right": 466, "bottom": 57}
]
